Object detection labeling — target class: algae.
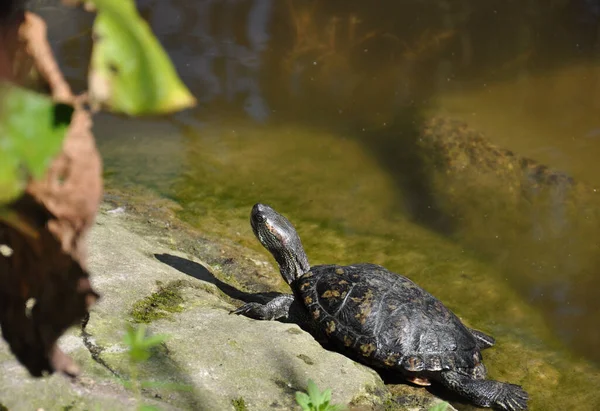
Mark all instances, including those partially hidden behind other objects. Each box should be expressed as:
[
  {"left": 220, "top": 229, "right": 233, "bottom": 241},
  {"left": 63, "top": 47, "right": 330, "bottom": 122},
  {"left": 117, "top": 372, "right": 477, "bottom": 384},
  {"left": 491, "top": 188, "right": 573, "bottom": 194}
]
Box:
[
  {"left": 131, "top": 280, "right": 186, "bottom": 323},
  {"left": 231, "top": 397, "right": 248, "bottom": 411},
  {"left": 99, "top": 120, "right": 600, "bottom": 410},
  {"left": 347, "top": 384, "right": 388, "bottom": 410}
]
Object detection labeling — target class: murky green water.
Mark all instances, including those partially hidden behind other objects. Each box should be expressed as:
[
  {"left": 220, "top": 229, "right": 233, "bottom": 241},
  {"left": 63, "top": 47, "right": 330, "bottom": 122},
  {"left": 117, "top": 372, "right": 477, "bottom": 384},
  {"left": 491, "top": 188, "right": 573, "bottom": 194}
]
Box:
[{"left": 37, "top": 0, "right": 600, "bottom": 409}]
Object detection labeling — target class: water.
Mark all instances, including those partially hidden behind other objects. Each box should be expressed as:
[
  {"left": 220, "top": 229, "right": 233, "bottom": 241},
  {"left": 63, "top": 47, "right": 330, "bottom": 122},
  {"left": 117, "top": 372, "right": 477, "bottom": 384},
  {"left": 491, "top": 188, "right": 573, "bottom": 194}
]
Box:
[{"left": 36, "top": 0, "right": 600, "bottom": 409}]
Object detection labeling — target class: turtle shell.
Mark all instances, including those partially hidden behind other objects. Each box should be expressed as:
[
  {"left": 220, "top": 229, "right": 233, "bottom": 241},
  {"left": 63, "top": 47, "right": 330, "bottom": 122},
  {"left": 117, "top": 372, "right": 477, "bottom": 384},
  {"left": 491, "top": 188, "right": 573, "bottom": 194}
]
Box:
[{"left": 294, "top": 263, "right": 482, "bottom": 373}]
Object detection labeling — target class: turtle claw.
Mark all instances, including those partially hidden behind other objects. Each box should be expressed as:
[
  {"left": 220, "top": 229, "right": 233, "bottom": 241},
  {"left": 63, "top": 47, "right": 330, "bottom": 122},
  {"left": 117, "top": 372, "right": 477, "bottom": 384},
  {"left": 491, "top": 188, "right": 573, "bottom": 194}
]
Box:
[
  {"left": 230, "top": 302, "right": 262, "bottom": 317},
  {"left": 495, "top": 383, "right": 529, "bottom": 411}
]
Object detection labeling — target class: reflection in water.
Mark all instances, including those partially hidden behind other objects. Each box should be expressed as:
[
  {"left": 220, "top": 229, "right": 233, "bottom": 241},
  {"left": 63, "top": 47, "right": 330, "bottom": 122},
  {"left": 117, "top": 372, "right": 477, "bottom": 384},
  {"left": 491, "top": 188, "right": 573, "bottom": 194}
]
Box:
[
  {"left": 37, "top": 0, "right": 600, "bottom": 409},
  {"left": 140, "top": 0, "right": 273, "bottom": 122}
]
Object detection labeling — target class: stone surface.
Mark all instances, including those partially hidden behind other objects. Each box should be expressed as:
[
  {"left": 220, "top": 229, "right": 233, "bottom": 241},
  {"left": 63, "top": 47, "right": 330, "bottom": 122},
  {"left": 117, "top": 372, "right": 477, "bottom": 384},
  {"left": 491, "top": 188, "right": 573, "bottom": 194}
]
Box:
[{"left": 0, "top": 206, "right": 453, "bottom": 410}]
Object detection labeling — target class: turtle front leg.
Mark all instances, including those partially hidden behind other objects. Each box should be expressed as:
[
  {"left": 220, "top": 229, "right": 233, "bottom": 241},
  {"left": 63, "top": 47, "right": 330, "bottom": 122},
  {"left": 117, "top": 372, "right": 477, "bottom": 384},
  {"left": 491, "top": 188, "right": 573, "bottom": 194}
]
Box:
[
  {"left": 230, "top": 294, "right": 295, "bottom": 320},
  {"left": 439, "top": 370, "right": 528, "bottom": 411}
]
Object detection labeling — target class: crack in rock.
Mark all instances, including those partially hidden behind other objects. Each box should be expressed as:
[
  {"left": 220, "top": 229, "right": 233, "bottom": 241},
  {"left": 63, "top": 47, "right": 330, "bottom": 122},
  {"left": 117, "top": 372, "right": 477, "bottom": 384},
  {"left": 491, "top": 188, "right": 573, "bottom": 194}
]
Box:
[{"left": 80, "top": 313, "right": 120, "bottom": 378}]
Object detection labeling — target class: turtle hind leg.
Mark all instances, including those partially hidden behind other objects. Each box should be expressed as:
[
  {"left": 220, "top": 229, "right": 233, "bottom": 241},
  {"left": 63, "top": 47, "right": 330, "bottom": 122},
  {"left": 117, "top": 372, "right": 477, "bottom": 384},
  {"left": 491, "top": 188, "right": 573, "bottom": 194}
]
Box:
[
  {"left": 469, "top": 327, "right": 496, "bottom": 349},
  {"left": 439, "top": 370, "right": 528, "bottom": 411},
  {"left": 230, "top": 294, "right": 295, "bottom": 320}
]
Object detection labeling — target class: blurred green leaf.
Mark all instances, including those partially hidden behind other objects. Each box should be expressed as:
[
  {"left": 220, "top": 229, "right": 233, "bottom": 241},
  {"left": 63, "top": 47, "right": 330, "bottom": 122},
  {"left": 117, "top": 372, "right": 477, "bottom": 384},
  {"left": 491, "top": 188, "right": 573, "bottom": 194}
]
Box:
[
  {"left": 0, "top": 83, "right": 73, "bottom": 205},
  {"left": 427, "top": 402, "right": 450, "bottom": 411},
  {"left": 295, "top": 379, "right": 346, "bottom": 411},
  {"left": 123, "top": 324, "right": 168, "bottom": 363},
  {"left": 87, "top": 0, "right": 196, "bottom": 115},
  {"left": 295, "top": 392, "right": 310, "bottom": 410},
  {"left": 307, "top": 379, "right": 324, "bottom": 406}
]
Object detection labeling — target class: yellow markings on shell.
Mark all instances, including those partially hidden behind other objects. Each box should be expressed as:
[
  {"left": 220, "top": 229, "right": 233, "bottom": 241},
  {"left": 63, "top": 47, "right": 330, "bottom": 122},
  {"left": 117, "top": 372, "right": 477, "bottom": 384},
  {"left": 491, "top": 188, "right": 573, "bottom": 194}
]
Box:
[
  {"left": 335, "top": 268, "right": 345, "bottom": 275},
  {"left": 343, "top": 335, "right": 353, "bottom": 347},
  {"left": 360, "top": 343, "right": 376, "bottom": 357},
  {"left": 354, "top": 289, "right": 374, "bottom": 324},
  {"left": 326, "top": 321, "right": 336, "bottom": 335},
  {"left": 303, "top": 271, "right": 314, "bottom": 278},
  {"left": 300, "top": 282, "right": 311, "bottom": 291},
  {"left": 384, "top": 353, "right": 400, "bottom": 366},
  {"left": 304, "top": 296, "right": 313, "bottom": 305},
  {"left": 312, "top": 308, "right": 320, "bottom": 319},
  {"left": 321, "top": 289, "right": 340, "bottom": 299},
  {"left": 355, "top": 314, "right": 368, "bottom": 324}
]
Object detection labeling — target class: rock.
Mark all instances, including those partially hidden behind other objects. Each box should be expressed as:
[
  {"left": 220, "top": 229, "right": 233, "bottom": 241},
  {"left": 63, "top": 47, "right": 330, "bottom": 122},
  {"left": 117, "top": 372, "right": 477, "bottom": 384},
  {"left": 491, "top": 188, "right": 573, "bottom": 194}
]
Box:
[{"left": 0, "top": 206, "right": 452, "bottom": 410}]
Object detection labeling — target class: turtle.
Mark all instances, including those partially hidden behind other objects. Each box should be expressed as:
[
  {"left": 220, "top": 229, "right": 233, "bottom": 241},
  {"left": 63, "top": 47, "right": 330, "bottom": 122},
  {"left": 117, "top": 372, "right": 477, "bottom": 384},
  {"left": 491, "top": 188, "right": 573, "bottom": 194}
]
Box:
[{"left": 232, "top": 203, "right": 529, "bottom": 411}]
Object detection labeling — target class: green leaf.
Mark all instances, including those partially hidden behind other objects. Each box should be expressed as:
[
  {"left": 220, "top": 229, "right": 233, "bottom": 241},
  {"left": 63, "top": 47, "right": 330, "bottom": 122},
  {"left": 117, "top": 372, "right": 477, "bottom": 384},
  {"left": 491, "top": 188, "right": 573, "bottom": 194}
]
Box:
[
  {"left": 321, "top": 388, "right": 332, "bottom": 405},
  {"left": 0, "top": 83, "right": 73, "bottom": 205},
  {"left": 139, "top": 333, "right": 168, "bottom": 349},
  {"left": 123, "top": 324, "right": 169, "bottom": 363},
  {"left": 135, "top": 322, "right": 146, "bottom": 344},
  {"left": 295, "top": 391, "right": 311, "bottom": 410},
  {"left": 306, "top": 379, "right": 321, "bottom": 404},
  {"left": 427, "top": 402, "right": 450, "bottom": 411},
  {"left": 86, "top": 0, "right": 196, "bottom": 115}
]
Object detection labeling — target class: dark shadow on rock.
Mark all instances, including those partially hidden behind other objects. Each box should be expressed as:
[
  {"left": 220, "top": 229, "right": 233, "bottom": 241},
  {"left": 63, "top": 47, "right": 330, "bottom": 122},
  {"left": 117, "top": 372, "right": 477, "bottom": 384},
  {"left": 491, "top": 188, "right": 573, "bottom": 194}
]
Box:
[
  {"left": 142, "top": 340, "right": 215, "bottom": 411},
  {"left": 154, "top": 253, "right": 284, "bottom": 305}
]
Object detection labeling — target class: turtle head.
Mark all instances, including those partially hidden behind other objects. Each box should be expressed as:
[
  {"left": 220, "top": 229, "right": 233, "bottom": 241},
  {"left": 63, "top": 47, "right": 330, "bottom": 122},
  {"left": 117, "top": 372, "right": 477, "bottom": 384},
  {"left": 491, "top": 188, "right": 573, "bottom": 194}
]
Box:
[{"left": 251, "top": 203, "right": 310, "bottom": 284}]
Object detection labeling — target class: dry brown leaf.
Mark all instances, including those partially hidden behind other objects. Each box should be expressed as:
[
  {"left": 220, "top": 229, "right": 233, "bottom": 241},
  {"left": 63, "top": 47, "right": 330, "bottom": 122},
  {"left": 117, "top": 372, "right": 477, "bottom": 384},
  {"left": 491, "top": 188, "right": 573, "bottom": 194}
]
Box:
[{"left": 0, "top": 9, "right": 102, "bottom": 377}]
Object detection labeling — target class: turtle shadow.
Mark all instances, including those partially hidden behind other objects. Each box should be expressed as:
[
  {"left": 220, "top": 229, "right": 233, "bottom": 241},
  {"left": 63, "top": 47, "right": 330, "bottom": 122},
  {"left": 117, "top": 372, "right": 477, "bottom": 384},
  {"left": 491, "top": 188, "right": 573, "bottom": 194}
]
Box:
[
  {"left": 139, "top": 342, "right": 215, "bottom": 411},
  {"left": 154, "top": 253, "right": 284, "bottom": 305}
]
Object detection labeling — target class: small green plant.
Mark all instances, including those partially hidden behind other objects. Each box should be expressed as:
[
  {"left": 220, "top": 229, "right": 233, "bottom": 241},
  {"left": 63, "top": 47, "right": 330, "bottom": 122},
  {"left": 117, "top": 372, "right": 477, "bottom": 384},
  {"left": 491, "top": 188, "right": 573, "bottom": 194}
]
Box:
[
  {"left": 231, "top": 397, "right": 248, "bottom": 411},
  {"left": 295, "top": 379, "right": 345, "bottom": 411},
  {"left": 428, "top": 401, "right": 450, "bottom": 411},
  {"left": 120, "top": 324, "right": 193, "bottom": 410},
  {"left": 122, "top": 324, "right": 168, "bottom": 410},
  {"left": 124, "top": 323, "right": 168, "bottom": 364}
]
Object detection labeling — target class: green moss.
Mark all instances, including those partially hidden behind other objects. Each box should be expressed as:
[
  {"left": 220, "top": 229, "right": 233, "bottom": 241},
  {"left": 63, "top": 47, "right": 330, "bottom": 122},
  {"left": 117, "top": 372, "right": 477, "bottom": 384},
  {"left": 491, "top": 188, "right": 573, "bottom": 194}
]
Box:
[
  {"left": 348, "top": 384, "right": 388, "bottom": 410},
  {"left": 131, "top": 280, "right": 186, "bottom": 323},
  {"left": 231, "top": 397, "right": 248, "bottom": 411}
]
